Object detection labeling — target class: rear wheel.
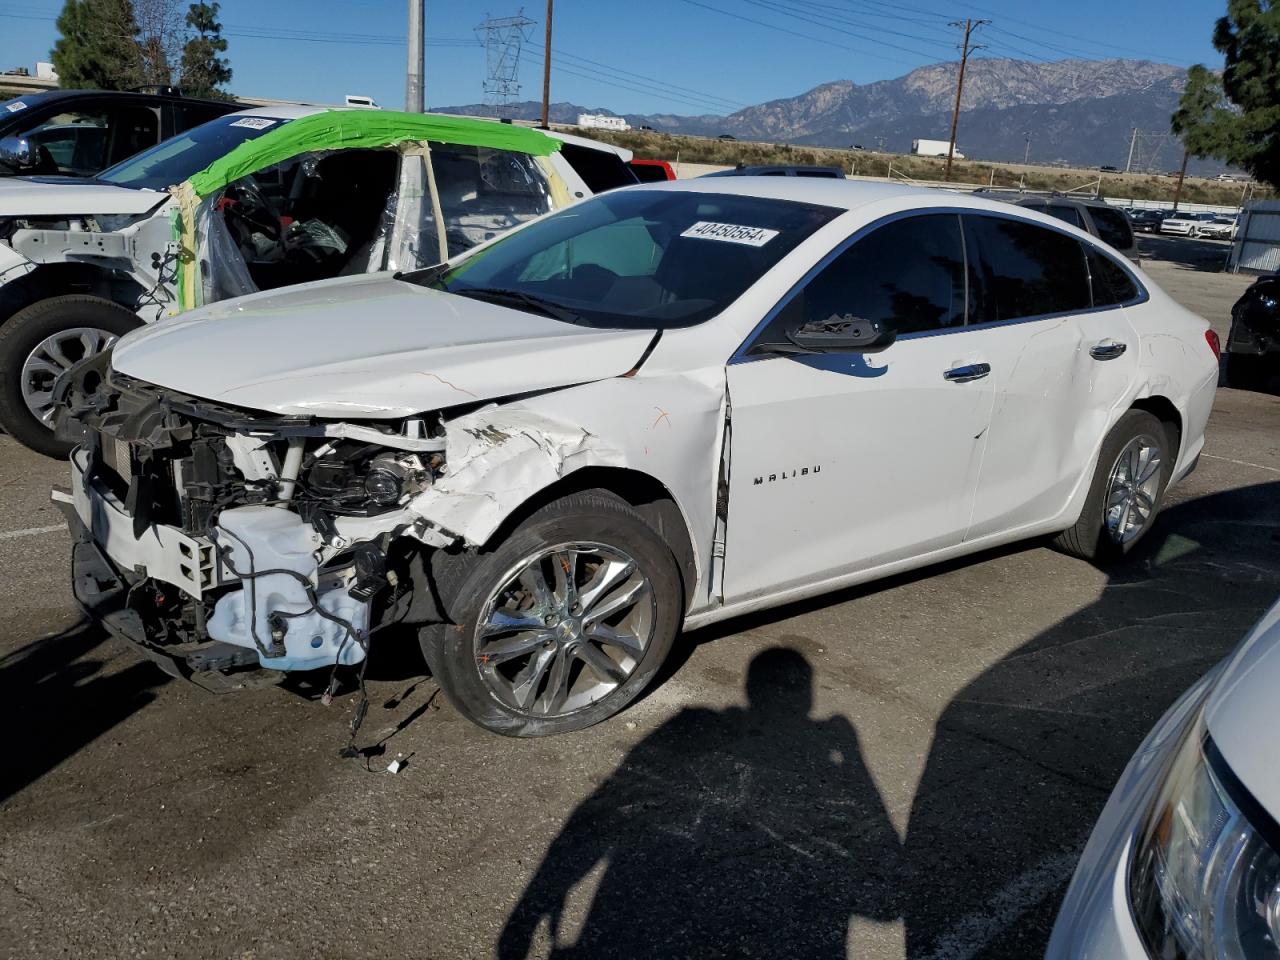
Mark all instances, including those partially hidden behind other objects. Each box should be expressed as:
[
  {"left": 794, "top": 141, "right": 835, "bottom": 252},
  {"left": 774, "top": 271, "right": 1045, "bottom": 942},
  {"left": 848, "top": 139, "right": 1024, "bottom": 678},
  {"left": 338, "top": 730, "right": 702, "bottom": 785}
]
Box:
[
  {"left": 420, "top": 491, "right": 682, "bottom": 737},
  {"left": 1053, "top": 409, "right": 1172, "bottom": 563},
  {"left": 0, "top": 296, "right": 141, "bottom": 458}
]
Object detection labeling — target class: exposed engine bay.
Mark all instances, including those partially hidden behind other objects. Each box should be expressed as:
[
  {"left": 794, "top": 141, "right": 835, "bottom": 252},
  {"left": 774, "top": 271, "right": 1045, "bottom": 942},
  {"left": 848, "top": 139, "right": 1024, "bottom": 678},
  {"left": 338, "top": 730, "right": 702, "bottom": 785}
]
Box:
[{"left": 54, "top": 349, "right": 450, "bottom": 689}]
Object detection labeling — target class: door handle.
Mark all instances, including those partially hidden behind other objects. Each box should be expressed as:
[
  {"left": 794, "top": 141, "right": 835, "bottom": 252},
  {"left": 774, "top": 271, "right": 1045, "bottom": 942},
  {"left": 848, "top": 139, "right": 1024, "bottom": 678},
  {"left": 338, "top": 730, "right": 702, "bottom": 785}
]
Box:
[
  {"left": 943, "top": 362, "right": 991, "bottom": 383},
  {"left": 1090, "top": 340, "right": 1128, "bottom": 361}
]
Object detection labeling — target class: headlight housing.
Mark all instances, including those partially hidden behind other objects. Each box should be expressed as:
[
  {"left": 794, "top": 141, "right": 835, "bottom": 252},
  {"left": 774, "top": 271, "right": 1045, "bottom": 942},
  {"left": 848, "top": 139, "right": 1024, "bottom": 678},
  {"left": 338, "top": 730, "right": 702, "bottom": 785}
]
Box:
[{"left": 1130, "top": 716, "right": 1280, "bottom": 959}]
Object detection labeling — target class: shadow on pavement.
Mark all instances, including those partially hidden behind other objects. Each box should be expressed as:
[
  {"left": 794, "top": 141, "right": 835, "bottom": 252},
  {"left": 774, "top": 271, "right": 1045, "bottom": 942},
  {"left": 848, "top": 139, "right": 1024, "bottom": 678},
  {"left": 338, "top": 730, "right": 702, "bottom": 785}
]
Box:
[
  {"left": 499, "top": 648, "right": 904, "bottom": 959},
  {"left": 905, "top": 480, "right": 1280, "bottom": 958},
  {"left": 0, "top": 622, "right": 169, "bottom": 802},
  {"left": 1137, "top": 234, "right": 1233, "bottom": 272}
]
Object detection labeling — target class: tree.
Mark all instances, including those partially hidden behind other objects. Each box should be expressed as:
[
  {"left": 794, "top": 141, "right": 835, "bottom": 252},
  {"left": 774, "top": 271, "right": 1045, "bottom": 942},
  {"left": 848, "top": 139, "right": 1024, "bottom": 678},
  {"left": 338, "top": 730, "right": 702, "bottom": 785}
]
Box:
[
  {"left": 50, "top": 0, "right": 145, "bottom": 90},
  {"left": 1174, "top": 0, "right": 1280, "bottom": 188},
  {"left": 179, "top": 2, "right": 232, "bottom": 98},
  {"left": 134, "top": 0, "right": 188, "bottom": 87}
]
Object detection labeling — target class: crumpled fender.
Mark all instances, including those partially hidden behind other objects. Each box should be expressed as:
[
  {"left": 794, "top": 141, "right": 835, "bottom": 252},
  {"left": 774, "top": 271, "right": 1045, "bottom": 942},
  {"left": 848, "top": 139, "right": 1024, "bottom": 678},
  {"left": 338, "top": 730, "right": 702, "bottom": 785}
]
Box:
[
  {"left": 404, "top": 406, "right": 625, "bottom": 546},
  {"left": 0, "top": 242, "right": 35, "bottom": 288}
]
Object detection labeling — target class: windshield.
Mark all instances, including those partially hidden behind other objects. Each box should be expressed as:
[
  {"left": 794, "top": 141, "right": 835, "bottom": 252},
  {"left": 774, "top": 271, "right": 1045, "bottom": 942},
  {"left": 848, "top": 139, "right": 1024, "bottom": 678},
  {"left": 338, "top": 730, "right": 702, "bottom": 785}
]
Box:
[
  {"left": 413, "top": 189, "right": 841, "bottom": 329},
  {"left": 96, "top": 114, "right": 292, "bottom": 191}
]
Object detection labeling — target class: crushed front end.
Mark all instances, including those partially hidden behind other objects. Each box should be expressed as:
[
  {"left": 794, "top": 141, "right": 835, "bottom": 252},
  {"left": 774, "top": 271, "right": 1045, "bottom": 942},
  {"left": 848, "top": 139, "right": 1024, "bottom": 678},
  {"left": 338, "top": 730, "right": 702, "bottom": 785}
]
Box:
[{"left": 53, "top": 352, "right": 446, "bottom": 688}]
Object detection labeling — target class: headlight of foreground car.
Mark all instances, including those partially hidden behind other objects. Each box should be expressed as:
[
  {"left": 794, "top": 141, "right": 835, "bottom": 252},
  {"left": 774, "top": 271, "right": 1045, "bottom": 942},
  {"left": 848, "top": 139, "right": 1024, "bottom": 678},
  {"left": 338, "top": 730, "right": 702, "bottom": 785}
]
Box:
[{"left": 1130, "top": 715, "right": 1280, "bottom": 958}]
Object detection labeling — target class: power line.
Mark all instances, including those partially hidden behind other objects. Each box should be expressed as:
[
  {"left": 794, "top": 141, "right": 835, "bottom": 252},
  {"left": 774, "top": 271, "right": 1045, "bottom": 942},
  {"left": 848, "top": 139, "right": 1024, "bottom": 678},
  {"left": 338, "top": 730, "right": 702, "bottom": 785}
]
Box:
[{"left": 678, "top": 0, "right": 928, "bottom": 68}]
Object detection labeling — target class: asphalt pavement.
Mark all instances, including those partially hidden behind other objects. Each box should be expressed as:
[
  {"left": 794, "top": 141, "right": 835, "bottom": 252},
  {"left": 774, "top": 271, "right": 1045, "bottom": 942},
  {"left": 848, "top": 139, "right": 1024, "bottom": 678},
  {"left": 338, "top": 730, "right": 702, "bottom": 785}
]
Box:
[{"left": 1, "top": 241, "right": 1277, "bottom": 960}]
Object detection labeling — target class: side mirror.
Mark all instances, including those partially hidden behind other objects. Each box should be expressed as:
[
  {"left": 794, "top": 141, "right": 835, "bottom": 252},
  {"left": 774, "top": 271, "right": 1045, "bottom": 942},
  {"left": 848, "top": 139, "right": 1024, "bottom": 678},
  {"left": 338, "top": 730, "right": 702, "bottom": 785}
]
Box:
[
  {"left": 786, "top": 314, "right": 896, "bottom": 354},
  {"left": 0, "top": 135, "right": 38, "bottom": 170}
]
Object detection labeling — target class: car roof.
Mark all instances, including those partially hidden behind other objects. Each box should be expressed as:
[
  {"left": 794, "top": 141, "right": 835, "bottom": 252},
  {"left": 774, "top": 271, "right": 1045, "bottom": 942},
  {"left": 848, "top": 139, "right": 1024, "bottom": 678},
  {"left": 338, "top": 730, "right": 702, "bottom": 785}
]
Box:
[
  {"left": 1, "top": 88, "right": 231, "bottom": 109},
  {"left": 625, "top": 176, "right": 951, "bottom": 211},
  {"left": 226, "top": 103, "right": 329, "bottom": 120}
]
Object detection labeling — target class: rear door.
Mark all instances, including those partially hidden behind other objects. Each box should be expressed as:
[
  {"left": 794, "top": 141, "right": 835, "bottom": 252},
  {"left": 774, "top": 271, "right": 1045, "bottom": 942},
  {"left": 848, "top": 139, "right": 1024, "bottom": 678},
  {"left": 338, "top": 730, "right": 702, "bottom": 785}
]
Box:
[{"left": 963, "top": 213, "right": 1140, "bottom": 540}]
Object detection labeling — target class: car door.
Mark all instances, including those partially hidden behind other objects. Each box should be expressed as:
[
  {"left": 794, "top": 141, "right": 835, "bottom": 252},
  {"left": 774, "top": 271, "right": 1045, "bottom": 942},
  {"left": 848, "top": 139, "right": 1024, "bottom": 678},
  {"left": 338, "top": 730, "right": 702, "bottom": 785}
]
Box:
[
  {"left": 721, "top": 213, "right": 996, "bottom": 602},
  {"left": 962, "top": 213, "right": 1140, "bottom": 540}
]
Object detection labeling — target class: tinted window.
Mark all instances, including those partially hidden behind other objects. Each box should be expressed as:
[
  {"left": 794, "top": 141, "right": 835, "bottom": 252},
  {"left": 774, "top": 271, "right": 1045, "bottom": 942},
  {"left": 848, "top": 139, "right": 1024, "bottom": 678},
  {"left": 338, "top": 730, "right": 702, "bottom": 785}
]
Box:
[
  {"left": 97, "top": 114, "right": 291, "bottom": 191},
  {"left": 419, "top": 190, "right": 841, "bottom": 329},
  {"left": 1087, "top": 247, "right": 1141, "bottom": 306},
  {"left": 758, "top": 214, "right": 968, "bottom": 344},
  {"left": 968, "top": 215, "right": 1092, "bottom": 322},
  {"left": 1046, "top": 205, "right": 1084, "bottom": 228},
  {"left": 557, "top": 142, "right": 639, "bottom": 193},
  {"left": 1090, "top": 206, "right": 1134, "bottom": 250}
]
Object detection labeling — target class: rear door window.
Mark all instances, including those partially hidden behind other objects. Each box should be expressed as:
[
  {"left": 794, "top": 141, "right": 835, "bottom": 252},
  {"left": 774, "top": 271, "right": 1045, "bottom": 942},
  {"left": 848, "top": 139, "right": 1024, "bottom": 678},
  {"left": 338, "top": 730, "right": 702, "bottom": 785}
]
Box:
[
  {"left": 557, "top": 142, "right": 639, "bottom": 193},
  {"left": 428, "top": 144, "right": 554, "bottom": 258},
  {"left": 966, "top": 215, "right": 1092, "bottom": 323}
]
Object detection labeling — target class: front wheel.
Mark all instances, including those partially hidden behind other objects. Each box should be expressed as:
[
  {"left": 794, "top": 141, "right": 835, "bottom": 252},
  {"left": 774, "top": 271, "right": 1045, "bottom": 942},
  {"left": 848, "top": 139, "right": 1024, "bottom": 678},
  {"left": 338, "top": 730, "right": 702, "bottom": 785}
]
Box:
[
  {"left": 420, "top": 491, "right": 682, "bottom": 737},
  {"left": 1053, "top": 410, "right": 1172, "bottom": 563},
  {"left": 0, "top": 296, "right": 142, "bottom": 458}
]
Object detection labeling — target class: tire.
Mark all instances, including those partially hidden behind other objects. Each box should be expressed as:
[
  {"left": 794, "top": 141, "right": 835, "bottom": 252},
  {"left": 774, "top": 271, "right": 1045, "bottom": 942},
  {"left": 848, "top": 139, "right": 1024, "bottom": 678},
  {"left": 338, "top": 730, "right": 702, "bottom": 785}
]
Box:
[
  {"left": 1053, "top": 409, "right": 1172, "bottom": 564},
  {"left": 419, "top": 490, "right": 683, "bottom": 737},
  {"left": 0, "top": 296, "right": 141, "bottom": 458}
]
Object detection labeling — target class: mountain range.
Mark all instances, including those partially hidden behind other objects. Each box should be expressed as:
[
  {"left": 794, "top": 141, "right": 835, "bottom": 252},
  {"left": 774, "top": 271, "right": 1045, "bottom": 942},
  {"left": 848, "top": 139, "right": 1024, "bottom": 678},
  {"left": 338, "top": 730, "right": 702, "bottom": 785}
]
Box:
[{"left": 435, "top": 58, "right": 1224, "bottom": 174}]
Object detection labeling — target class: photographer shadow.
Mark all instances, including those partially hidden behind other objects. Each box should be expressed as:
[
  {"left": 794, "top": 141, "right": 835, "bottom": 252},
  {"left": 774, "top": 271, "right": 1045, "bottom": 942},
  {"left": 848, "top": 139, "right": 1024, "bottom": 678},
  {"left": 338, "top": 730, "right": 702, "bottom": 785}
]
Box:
[{"left": 499, "top": 647, "right": 904, "bottom": 959}]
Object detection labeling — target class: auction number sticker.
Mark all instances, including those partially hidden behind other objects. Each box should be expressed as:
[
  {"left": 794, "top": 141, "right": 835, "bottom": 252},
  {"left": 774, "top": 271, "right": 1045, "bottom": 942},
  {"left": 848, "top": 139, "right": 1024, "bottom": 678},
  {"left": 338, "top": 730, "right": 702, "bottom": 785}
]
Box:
[
  {"left": 229, "top": 117, "right": 278, "bottom": 130},
  {"left": 681, "top": 221, "right": 779, "bottom": 247},
  {"left": 5, "top": 101, "right": 27, "bottom": 113}
]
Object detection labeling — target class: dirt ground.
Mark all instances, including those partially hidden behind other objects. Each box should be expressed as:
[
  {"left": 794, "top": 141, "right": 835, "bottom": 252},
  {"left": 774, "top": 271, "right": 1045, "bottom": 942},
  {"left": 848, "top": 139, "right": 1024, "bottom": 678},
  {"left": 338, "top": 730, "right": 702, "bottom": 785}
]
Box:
[{"left": 1, "top": 236, "right": 1276, "bottom": 960}]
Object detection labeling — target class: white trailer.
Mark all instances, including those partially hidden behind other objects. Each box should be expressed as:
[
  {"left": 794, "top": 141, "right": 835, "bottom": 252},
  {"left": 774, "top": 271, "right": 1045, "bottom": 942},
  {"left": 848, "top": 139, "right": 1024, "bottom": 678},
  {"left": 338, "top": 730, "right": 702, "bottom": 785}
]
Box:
[
  {"left": 912, "top": 138, "right": 963, "bottom": 159},
  {"left": 577, "top": 113, "right": 630, "bottom": 132}
]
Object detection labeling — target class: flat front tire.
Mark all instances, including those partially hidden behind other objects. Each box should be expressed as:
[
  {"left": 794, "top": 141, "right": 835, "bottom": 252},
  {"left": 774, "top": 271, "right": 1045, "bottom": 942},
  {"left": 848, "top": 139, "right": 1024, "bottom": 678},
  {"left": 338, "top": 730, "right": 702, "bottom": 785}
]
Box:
[
  {"left": 0, "top": 296, "right": 141, "bottom": 458},
  {"left": 419, "top": 491, "right": 682, "bottom": 737},
  {"left": 1053, "top": 409, "right": 1173, "bottom": 563}
]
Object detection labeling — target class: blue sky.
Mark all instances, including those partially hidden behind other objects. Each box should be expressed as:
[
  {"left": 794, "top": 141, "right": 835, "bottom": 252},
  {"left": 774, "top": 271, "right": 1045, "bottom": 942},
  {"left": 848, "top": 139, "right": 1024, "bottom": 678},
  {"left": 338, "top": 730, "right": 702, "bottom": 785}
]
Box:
[{"left": 1, "top": 0, "right": 1227, "bottom": 115}]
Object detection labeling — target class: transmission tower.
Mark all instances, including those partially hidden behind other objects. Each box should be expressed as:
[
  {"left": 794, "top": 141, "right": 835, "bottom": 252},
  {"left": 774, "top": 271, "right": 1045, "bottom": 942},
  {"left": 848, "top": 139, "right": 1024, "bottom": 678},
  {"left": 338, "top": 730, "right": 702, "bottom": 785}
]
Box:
[
  {"left": 1123, "top": 128, "right": 1175, "bottom": 174},
  {"left": 475, "top": 11, "right": 535, "bottom": 115}
]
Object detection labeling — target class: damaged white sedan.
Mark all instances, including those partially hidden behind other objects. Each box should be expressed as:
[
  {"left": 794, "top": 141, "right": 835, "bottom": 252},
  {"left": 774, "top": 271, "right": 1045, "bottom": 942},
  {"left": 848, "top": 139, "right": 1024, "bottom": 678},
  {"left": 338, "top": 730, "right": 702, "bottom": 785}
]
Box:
[{"left": 54, "top": 179, "right": 1219, "bottom": 736}]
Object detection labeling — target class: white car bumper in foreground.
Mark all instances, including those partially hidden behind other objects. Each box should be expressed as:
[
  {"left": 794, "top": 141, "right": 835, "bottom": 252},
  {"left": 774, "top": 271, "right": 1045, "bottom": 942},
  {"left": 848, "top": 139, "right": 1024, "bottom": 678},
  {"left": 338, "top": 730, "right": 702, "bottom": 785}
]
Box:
[{"left": 1044, "top": 668, "right": 1219, "bottom": 958}]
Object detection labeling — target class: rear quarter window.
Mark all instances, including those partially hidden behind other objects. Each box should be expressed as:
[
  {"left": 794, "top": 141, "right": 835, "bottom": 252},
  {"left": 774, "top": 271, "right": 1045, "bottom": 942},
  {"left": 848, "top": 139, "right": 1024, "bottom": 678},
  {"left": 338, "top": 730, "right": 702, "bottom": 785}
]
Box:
[
  {"left": 1087, "top": 247, "right": 1143, "bottom": 306},
  {"left": 558, "top": 142, "right": 639, "bottom": 193}
]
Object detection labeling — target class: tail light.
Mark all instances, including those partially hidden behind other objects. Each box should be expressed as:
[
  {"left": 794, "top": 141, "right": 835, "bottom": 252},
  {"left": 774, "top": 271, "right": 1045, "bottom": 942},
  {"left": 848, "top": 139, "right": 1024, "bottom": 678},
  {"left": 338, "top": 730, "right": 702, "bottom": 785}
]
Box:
[{"left": 1206, "top": 329, "right": 1221, "bottom": 359}]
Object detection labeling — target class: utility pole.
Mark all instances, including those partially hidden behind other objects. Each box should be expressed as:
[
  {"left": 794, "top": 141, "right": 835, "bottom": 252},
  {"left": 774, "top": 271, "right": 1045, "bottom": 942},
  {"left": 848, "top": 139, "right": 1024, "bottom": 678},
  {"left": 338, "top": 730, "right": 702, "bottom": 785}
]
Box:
[
  {"left": 1125, "top": 127, "right": 1138, "bottom": 174},
  {"left": 405, "top": 0, "right": 424, "bottom": 112},
  {"left": 944, "top": 18, "right": 988, "bottom": 182},
  {"left": 539, "top": 0, "right": 553, "bottom": 128},
  {"left": 1171, "top": 149, "right": 1189, "bottom": 213},
  {"left": 1023, "top": 133, "right": 1030, "bottom": 165}
]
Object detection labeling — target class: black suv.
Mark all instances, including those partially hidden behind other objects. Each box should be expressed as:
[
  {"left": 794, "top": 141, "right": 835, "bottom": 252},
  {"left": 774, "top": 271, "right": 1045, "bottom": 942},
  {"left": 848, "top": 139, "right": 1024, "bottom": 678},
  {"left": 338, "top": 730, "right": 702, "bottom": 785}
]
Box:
[
  {"left": 1011, "top": 195, "right": 1138, "bottom": 262},
  {"left": 0, "top": 89, "right": 239, "bottom": 178}
]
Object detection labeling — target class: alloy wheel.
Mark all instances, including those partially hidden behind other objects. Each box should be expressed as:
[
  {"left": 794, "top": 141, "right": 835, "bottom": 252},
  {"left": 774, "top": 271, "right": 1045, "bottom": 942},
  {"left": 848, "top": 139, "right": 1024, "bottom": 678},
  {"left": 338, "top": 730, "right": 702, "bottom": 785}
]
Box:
[
  {"left": 474, "top": 541, "right": 656, "bottom": 718},
  {"left": 20, "top": 327, "right": 116, "bottom": 425},
  {"left": 1103, "top": 433, "right": 1163, "bottom": 545}
]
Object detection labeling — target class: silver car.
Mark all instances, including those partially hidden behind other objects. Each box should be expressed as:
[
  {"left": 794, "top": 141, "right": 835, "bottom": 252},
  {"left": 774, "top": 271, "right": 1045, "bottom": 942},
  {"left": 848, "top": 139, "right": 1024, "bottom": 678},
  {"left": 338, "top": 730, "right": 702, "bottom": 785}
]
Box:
[{"left": 1047, "top": 597, "right": 1280, "bottom": 957}]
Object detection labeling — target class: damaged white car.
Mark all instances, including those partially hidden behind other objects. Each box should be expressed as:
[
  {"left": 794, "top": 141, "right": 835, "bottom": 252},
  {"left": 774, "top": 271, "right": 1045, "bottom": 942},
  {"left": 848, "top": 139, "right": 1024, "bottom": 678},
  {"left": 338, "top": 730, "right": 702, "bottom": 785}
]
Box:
[
  {"left": 55, "top": 179, "right": 1219, "bottom": 736},
  {"left": 0, "top": 105, "right": 636, "bottom": 456}
]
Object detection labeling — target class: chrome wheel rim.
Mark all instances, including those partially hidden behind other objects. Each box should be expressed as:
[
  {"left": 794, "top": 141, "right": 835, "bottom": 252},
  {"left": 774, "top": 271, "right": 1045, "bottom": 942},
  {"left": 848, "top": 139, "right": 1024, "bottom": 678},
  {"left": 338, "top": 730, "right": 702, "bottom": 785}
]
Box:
[
  {"left": 20, "top": 327, "right": 116, "bottom": 425},
  {"left": 474, "top": 541, "right": 655, "bottom": 718},
  {"left": 1103, "top": 433, "right": 1163, "bottom": 545}
]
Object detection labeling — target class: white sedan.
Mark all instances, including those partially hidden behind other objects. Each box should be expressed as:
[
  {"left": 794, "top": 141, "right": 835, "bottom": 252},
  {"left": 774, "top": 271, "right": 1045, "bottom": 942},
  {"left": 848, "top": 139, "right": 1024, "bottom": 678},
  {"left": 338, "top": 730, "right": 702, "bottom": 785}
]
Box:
[
  {"left": 1048, "top": 597, "right": 1280, "bottom": 958},
  {"left": 1193, "top": 216, "right": 1239, "bottom": 240},
  {"left": 54, "top": 178, "right": 1220, "bottom": 736}
]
